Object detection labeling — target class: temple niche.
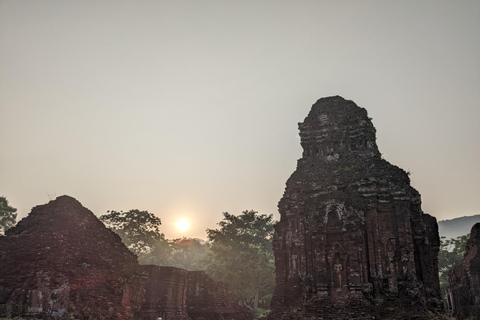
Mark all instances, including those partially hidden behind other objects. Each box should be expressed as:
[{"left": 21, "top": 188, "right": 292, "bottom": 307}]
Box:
[{"left": 269, "top": 96, "right": 443, "bottom": 319}]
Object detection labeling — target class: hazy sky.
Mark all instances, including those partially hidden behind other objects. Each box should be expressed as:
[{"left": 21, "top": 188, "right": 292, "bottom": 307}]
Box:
[{"left": 1, "top": 1, "right": 479, "bottom": 239}]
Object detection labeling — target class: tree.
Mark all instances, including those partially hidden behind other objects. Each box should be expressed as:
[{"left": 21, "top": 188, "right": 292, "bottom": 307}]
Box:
[
  {"left": 169, "top": 238, "right": 210, "bottom": 270},
  {"left": 438, "top": 234, "right": 469, "bottom": 296},
  {"left": 137, "top": 237, "right": 174, "bottom": 266},
  {"left": 0, "top": 196, "right": 17, "bottom": 235},
  {"left": 99, "top": 209, "right": 166, "bottom": 255},
  {"left": 205, "top": 210, "right": 276, "bottom": 311},
  {"left": 134, "top": 237, "right": 210, "bottom": 269}
]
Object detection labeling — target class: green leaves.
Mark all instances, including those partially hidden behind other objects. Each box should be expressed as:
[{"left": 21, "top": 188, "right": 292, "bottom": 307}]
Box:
[
  {"left": 438, "top": 234, "right": 469, "bottom": 296},
  {"left": 99, "top": 207, "right": 278, "bottom": 310},
  {"left": 0, "top": 196, "right": 17, "bottom": 235},
  {"left": 205, "top": 210, "right": 276, "bottom": 310},
  {"left": 99, "top": 209, "right": 165, "bottom": 255},
  {"left": 208, "top": 211, "right": 275, "bottom": 250}
]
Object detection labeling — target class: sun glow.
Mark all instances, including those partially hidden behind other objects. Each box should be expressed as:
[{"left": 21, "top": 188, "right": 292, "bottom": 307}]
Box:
[{"left": 176, "top": 218, "right": 189, "bottom": 232}]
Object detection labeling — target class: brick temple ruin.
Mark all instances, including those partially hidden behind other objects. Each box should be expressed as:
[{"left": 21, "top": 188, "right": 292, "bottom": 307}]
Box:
[
  {"left": 268, "top": 96, "right": 443, "bottom": 319},
  {"left": 0, "top": 195, "right": 253, "bottom": 320},
  {"left": 446, "top": 223, "right": 480, "bottom": 320}
]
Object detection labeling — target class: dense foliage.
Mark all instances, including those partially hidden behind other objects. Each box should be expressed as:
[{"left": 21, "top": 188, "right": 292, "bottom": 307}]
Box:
[
  {"left": 168, "top": 238, "right": 210, "bottom": 270},
  {"left": 139, "top": 237, "right": 209, "bottom": 270},
  {"left": 99, "top": 209, "right": 209, "bottom": 270},
  {"left": 0, "top": 196, "right": 17, "bottom": 235},
  {"left": 438, "top": 234, "right": 469, "bottom": 296},
  {"left": 205, "top": 210, "right": 276, "bottom": 311},
  {"left": 99, "top": 209, "right": 166, "bottom": 255},
  {"left": 100, "top": 208, "right": 277, "bottom": 312}
]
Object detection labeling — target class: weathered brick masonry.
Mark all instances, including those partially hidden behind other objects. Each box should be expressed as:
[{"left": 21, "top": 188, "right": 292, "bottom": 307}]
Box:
[
  {"left": 0, "top": 195, "right": 146, "bottom": 320},
  {"left": 0, "top": 196, "right": 253, "bottom": 320},
  {"left": 269, "top": 96, "right": 443, "bottom": 319}
]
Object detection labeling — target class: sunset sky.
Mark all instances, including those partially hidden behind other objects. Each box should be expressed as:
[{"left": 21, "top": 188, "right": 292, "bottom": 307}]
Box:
[{"left": 1, "top": 0, "right": 479, "bottom": 239}]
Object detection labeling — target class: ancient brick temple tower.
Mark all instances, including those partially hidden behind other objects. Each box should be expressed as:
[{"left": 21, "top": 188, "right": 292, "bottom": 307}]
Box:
[{"left": 269, "top": 96, "right": 442, "bottom": 319}]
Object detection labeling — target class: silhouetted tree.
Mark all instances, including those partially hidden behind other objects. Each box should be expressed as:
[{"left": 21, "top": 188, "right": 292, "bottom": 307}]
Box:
[
  {"left": 135, "top": 237, "right": 210, "bottom": 269},
  {"left": 137, "top": 237, "right": 174, "bottom": 265},
  {"left": 0, "top": 196, "right": 17, "bottom": 235},
  {"left": 205, "top": 210, "right": 276, "bottom": 311},
  {"left": 99, "top": 209, "right": 167, "bottom": 255},
  {"left": 438, "top": 234, "right": 469, "bottom": 296},
  {"left": 169, "top": 238, "right": 210, "bottom": 270}
]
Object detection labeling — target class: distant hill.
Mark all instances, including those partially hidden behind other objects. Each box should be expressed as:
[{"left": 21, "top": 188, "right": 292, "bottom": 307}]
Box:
[{"left": 438, "top": 214, "right": 480, "bottom": 240}]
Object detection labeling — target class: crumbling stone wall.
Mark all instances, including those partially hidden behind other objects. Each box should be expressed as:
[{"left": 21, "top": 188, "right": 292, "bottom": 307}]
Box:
[
  {"left": 447, "top": 223, "right": 480, "bottom": 320},
  {"left": 0, "top": 195, "right": 146, "bottom": 320},
  {"left": 140, "top": 265, "right": 190, "bottom": 320},
  {"left": 186, "top": 271, "right": 252, "bottom": 320},
  {"left": 138, "top": 268, "right": 253, "bottom": 320},
  {"left": 269, "top": 96, "right": 442, "bottom": 319}
]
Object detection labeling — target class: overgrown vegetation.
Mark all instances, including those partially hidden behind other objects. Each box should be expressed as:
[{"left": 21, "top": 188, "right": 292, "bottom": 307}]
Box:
[
  {"left": 438, "top": 233, "right": 469, "bottom": 296},
  {"left": 205, "top": 210, "right": 276, "bottom": 311},
  {"left": 99, "top": 209, "right": 210, "bottom": 270},
  {"left": 0, "top": 196, "right": 17, "bottom": 235},
  {"left": 99, "top": 209, "right": 166, "bottom": 255},
  {"left": 138, "top": 236, "right": 210, "bottom": 270},
  {"left": 100, "top": 208, "right": 277, "bottom": 313}
]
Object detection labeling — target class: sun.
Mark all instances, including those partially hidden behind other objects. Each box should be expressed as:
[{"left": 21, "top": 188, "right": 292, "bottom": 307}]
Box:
[{"left": 176, "top": 218, "right": 189, "bottom": 232}]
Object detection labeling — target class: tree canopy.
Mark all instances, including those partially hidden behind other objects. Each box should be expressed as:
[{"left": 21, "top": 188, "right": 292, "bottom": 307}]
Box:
[
  {"left": 0, "top": 196, "right": 17, "bottom": 235},
  {"left": 438, "top": 233, "right": 469, "bottom": 296},
  {"left": 138, "top": 237, "right": 209, "bottom": 270},
  {"left": 168, "top": 238, "right": 210, "bottom": 270},
  {"left": 99, "top": 207, "right": 277, "bottom": 312},
  {"left": 205, "top": 210, "right": 276, "bottom": 311},
  {"left": 99, "top": 209, "right": 166, "bottom": 255}
]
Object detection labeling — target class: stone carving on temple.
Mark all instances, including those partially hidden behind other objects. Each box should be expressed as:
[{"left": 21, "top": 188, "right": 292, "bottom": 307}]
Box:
[{"left": 268, "top": 96, "right": 443, "bottom": 319}]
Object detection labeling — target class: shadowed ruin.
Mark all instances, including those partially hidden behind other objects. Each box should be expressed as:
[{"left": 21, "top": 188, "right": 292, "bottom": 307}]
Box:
[
  {"left": 186, "top": 271, "right": 253, "bottom": 320},
  {"left": 0, "top": 196, "right": 253, "bottom": 320},
  {"left": 446, "top": 223, "right": 480, "bottom": 320},
  {"left": 140, "top": 265, "right": 189, "bottom": 320},
  {"left": 268, "top": 96, "right": 442, "bottom": 319},
  {"left": 0, "top": 195, "right": 146, "bottom": 320}
]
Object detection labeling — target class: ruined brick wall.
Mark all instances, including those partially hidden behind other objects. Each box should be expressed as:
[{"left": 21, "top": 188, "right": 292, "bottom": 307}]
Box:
[
  {"left": 140, "top": 265, "right": 190, "bottom": 320},
  {"left": 447, "top": 223, "right": 480, "bottom": 320},
  {"left": 138, "top": 268, "right": 253, "bottom": 320},
  {"left": 186, "top": 271, "right": 253, "bottom": 320},
  {"left": 0, "top": 196, "right": 146, "bottom": 320},
  {"left": 0, "top": 196, "right": 254, "bottom": 320},
  {"left": 269, "top": 96, "right": 442, "bottom": 320}
]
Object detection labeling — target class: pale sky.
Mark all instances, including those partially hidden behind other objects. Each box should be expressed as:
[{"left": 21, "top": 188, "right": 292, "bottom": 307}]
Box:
[{"left": 1, "top": 0, "right": 479, "bottom": 240}]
